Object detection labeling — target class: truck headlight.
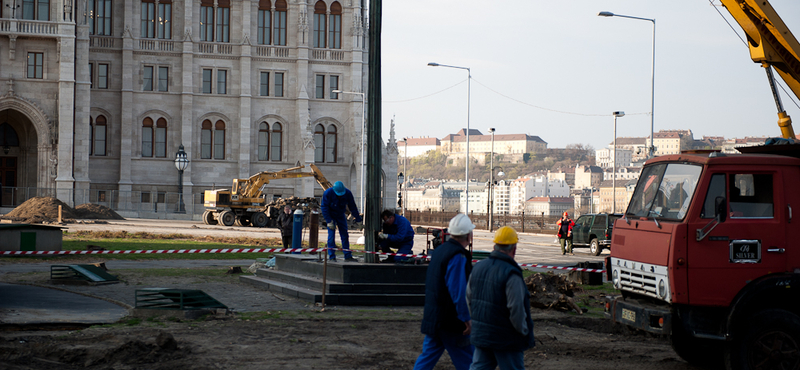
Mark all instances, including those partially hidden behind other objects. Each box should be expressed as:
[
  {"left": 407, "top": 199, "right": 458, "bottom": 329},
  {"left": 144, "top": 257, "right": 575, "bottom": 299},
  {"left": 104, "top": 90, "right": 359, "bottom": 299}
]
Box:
[
  {"left": 612, "top": 269, "right": 620, "bottom": 289},
  {"left": 658, "top": 279, "right": 666, "bottom": 298}
]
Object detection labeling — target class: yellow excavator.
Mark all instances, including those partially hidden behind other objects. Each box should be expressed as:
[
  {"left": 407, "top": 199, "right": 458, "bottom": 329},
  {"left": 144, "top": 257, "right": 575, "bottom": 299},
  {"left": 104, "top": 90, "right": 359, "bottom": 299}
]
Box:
[
  {"left": 720, "top": 0, "right": 800, "bottom": 140},
  {"left": 203, "top": 164, "right": 332, "bottom": 227}
]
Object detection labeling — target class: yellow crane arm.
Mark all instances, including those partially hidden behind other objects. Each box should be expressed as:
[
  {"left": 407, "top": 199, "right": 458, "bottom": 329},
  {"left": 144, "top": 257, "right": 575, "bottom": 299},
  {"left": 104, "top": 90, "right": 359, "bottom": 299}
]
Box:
[
  {"left": 720, "top": 0, "right": 800, "bottom": 139},
  {"left": 232, "top": 164, "right": 333, "bottom": 199}
]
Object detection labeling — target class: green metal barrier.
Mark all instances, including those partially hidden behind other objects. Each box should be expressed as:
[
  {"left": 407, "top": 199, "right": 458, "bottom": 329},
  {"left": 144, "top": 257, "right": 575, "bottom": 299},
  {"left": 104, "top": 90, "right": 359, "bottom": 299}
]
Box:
[
  {"left": 50, "top": 264, "right": 119, "bottom": 283},
  {"left": 135, "top": 288, "right": 228, "bottom": 310}
]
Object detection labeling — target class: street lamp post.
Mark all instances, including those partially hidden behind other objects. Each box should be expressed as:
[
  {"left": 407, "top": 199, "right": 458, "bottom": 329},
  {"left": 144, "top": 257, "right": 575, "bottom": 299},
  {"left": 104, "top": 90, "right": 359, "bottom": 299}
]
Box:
[
  {"left": 612, "top": 111, "right": 625, "bottom": 214},
  {"left": 332, "top": 89, "right": 366, "bottom": 211},
  {"left": 403, "top": 138, "right": 408, "bottom": 216},
  {"left": 488, "top": 128, "right": 495, "bottom": 231},
  {"left": 428, "top": 62, "right": 471, "bottom": 213},
  {"left": 598, "top": 11, "right": 656, "bottom": 158},
  {"left": 174, "top": 144, "right": 189, "bottom": 213}
]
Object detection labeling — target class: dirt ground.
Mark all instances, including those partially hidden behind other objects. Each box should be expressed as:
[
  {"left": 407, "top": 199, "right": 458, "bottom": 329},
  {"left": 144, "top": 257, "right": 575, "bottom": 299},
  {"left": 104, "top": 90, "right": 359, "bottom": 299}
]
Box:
[{"left": 0, "top": 264, "right": 701, "bottom": 370}]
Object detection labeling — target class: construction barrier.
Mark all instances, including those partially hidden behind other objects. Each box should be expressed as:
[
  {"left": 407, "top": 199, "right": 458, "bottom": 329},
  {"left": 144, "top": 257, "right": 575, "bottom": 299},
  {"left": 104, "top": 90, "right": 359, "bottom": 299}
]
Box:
[{"left": 1, "top": 248, "right": 605, "bottom": 273}]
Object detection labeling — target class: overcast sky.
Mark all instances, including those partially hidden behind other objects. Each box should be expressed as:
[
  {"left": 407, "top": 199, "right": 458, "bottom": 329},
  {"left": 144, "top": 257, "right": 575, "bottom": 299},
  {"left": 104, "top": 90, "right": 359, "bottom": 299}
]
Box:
[{"left": 376, "top": 0, "right": 800, "bottom": 151}]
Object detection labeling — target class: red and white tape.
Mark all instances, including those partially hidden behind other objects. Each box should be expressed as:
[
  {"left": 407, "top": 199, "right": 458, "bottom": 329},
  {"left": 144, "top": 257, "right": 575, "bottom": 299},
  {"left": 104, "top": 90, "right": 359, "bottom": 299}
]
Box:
[{"left": 1, "top": 247, "right": 605, "bottom": 273}]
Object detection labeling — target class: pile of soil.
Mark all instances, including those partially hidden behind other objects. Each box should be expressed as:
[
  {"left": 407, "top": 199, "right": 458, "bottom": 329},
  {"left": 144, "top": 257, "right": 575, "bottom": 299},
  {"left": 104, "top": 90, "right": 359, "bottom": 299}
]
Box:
[
  {"left": 526, "top": 273, "right": 583, "bottom": 313},
  {"left": 1, "top": 197, "right": 124, "bottom": 224},
  {"left": 74, "top": 203, "right": 125, "bottom": 220}
]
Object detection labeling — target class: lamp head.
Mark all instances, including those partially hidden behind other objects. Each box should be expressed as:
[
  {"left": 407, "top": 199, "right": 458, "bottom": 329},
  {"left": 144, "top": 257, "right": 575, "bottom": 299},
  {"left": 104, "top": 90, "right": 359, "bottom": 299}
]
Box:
[
  {"left": 488, "top": 127, "right": 495, "bottom": 133},
  {"left": 598, "top": 11, "right": 615, "bottom": 17},
  {"left": 427, "top": 62, "right": 440, "bottom": 67},
  {"left": 613, "top": 111, "right": 625, "bottom": 117},
  {"left": 332, "top": 90, "right": 342, "bottom": 93},
  {"left": 398, "top": 172, "right": 405, "bottom": 186}
]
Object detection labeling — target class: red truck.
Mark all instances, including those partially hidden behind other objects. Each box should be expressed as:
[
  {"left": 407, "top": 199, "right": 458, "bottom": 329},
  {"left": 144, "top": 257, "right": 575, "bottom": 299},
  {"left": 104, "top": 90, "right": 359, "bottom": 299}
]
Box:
[{"left": 604, "top": 1, "right": 800, "bottom": 369}]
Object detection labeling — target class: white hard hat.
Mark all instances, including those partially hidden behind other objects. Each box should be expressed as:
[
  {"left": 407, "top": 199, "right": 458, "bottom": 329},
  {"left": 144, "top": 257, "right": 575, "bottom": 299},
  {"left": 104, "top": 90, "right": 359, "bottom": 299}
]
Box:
[{"left": 448, "top": 213, "right": 476, "bottom": 236}]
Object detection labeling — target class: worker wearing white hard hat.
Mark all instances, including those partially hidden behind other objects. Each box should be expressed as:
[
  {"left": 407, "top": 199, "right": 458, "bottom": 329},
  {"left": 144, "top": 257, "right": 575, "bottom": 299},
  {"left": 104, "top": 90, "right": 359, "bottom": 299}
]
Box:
[{"left": 414, "top": 213, "right": 475, "bottom": 370}]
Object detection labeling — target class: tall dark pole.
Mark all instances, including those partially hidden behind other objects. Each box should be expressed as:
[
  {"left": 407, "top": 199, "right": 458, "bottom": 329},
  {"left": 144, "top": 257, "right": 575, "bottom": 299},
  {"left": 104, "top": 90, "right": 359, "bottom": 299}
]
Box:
[{"left": 364, "top": 0, "right": 382, "bottom": 263}]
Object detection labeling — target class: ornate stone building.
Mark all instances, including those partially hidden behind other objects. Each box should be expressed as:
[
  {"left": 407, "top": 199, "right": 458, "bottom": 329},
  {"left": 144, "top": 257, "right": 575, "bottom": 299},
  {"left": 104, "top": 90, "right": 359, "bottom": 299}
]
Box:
[{"left": 0, "top": 0, "right": 397, "bottom": 213}]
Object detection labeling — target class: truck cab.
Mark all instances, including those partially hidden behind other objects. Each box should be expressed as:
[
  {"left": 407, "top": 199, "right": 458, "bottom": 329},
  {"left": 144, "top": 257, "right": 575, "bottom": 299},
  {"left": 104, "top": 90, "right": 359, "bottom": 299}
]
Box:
[{"left": 605, "top": 151, "right": 800, "bottom": 369}]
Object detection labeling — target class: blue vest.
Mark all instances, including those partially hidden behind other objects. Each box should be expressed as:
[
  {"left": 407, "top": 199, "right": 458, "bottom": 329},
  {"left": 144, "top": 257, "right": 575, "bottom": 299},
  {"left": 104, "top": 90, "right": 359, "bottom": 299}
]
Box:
[
  {"left": 420, "top": 239, "right": 472, "bottom": 336},
  {"left": 469, "top": 251, "right": 535, "bottom": 351}
]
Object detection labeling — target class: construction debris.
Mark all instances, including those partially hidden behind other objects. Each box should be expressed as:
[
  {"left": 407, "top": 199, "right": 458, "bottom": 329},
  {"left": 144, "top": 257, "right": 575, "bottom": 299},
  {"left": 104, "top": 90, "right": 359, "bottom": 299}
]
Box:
[
  {"left": 525, "top": 273, "right": 583, "bottom": 314},
  {"left": 2, "top": 197, "right": 124, "bottom": 224}
]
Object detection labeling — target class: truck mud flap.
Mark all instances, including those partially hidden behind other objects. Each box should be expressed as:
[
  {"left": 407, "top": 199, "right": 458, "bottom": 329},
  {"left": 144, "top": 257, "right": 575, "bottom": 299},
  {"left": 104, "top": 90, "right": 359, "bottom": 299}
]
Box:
[{"left": 605, "top": 296, "right": 672, "bottom": 335}]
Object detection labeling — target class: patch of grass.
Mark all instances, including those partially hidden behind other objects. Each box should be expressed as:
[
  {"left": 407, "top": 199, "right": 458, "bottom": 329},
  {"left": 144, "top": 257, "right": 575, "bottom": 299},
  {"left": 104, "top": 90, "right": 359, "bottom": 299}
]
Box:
[
  {"left": 580, "top": 282, "right": 618, "bottom": 294},
  {"left": 124, "top": 318, "right": 142, "bottom": 326}
]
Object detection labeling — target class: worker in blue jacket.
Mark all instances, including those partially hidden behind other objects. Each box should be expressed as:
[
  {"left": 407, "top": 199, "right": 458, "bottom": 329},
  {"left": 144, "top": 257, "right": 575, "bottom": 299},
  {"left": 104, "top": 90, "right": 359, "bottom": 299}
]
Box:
[
  {"left": 321, "top": 181, "right": 362, "bottom": 262},
  {"left": 378, "top": 209, "right": 415, "bottom": 262}
]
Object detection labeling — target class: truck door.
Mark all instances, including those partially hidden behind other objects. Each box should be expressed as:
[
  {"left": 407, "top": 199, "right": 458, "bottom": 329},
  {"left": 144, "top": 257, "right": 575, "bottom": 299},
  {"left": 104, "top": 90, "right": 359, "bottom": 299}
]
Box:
[{"left": 686, "top": 170, "right": 787, "bottom": 306}]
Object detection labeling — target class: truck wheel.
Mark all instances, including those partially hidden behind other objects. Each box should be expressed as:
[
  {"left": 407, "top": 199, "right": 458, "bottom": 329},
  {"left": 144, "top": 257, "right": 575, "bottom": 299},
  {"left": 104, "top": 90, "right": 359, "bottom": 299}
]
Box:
[
  {"left": 671, "top": 317, "right": 725, "bottom": 368},
  {"left": 235, "top": 215, "right": 251, "bottom": 227},
  {"left": 590, "top": 238, "right": 602, "bottom": 256},
  {"left": 251, "top": 212, "right": 268, "bottom": 228},
  {"left": 725, "top": 309, "right": 800, "bottom": 370},
  {"left": 202, "top": 210, "right": 218, "bottom": 225},
  {"left": 218, "top": 210, "right": 236, "bottom": 226}
]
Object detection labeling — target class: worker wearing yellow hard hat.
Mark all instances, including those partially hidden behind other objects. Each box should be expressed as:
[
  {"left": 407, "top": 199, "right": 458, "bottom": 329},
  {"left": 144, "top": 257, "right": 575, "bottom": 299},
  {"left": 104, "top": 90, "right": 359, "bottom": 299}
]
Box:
[{"left": 467, "top": 225, "right": 535, "bottom": 368}]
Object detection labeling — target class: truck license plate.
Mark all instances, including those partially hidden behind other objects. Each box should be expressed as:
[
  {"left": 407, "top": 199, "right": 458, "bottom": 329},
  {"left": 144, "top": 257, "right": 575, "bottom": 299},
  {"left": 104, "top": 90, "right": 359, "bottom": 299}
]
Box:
[{"left": 622, "top": 308, "right": 636, "bottom": 322}]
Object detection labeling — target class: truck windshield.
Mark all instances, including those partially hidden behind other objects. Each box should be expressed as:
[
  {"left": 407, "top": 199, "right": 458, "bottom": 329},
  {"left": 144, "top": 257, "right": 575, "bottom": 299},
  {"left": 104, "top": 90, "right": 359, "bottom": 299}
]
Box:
[{"left": 626, "top": 163, "right": 702, "bottom": 221}]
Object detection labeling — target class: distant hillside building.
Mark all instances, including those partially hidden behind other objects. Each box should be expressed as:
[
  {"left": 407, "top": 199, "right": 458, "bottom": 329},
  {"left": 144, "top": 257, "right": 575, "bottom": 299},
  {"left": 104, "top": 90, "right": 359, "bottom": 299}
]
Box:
[
  {"left": 722, "top": 136, "right": 768, "bottom": 153},
  {"left": 595, "top": 147, "right": 632, "bottom": 169},
  {"left": 652, "top": 130, "right": 693, "bottom": 156},
  {"left": 574, "top": 165, "right": 603, "bottom": 190},
  {"left": 440, "top": 129, "right": 547, "bottom": 160},
  {"left": 615, "top": 137, "right": 649, "bottom": 162},
  {"left": 398, "top": 137, "right": 440, "bottom": 158},
  {"left": 525, "top": 197, "right": 574, "bottom": 217}
]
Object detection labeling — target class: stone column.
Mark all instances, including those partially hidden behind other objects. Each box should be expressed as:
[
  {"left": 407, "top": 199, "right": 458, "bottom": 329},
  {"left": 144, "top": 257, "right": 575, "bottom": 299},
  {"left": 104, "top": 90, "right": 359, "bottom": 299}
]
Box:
[
  {"left": 180, "top": 0, "right": 195, "bottom": 201},
  {"left": 72, "top": 17, "right": 91, "bottom": 205},
  {"left": 295, "top": 2, "right": 314, "bottom": 198},
  {"left": 117, "top": 0, "right": 135, "bottom": 209},
  {"left": 55, "top": 33, "right": 76, "bottom": 205},
  {"left": 238, "top": 0, "right": 253, "bottom": 179}
]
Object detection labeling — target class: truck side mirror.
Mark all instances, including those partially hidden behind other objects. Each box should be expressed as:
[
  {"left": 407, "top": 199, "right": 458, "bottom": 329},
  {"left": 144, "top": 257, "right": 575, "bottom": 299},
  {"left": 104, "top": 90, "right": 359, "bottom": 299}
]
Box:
[{"left": 715, "top": 196, "right": 727, "bottom": 223}]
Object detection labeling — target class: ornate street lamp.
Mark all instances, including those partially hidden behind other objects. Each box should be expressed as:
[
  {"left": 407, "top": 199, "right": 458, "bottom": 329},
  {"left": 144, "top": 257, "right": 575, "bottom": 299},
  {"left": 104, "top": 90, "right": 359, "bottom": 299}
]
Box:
[{"left": 174, "top": 144, "right": 189, "bottom": 213}]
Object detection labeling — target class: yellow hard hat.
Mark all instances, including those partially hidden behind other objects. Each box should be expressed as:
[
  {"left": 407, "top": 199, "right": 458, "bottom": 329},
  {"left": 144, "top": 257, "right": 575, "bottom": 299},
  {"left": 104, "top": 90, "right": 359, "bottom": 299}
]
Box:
[{"left": 493, "top": 226, "right": 519, "bottom": 245}]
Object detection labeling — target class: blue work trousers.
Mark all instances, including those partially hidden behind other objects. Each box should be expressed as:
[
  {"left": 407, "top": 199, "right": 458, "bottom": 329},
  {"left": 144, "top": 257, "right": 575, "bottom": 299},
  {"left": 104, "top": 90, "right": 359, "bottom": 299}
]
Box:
[
  {"left": 327, "top": 215, "right": 352, "bottom": 260},
  {"left": 379, "top": 239, "right": 414, "bottom": 261},
  {"left": 413, "top": 331, "right": 473, "bottom": 370},
  {"left": 469, "top": 346, "right": 525, "bottom": 370}
]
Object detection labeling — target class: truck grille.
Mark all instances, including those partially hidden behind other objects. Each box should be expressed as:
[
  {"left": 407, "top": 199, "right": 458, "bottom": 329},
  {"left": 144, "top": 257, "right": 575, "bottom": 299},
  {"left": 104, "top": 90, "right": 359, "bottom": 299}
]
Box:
[
  {"left": 611, "top": 258, "right": 671, "bottom": 302},
  {"left": 619, "top": 269, "right": 658, "bottom": 298}
]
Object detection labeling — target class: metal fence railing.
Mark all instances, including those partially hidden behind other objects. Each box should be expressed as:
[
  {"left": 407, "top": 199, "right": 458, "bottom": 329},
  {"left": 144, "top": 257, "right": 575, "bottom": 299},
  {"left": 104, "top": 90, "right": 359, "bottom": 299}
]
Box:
[
  {"left": 0, "top": 187, "right": 205, "bottom": 217},
  {"left": 404, "top": 210, "right": 560, "bottom": 234}
]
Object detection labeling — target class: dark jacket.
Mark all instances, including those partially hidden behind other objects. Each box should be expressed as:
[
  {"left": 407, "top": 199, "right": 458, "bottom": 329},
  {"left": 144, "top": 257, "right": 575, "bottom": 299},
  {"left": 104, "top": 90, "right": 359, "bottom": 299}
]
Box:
[
  {"left": 469, "top": 251, "right": 535, "bottom": 351},
  {"left": 421, "top": 238, "right": 472, "bottom": 336},
  {"left": 277, "top": 211, "right": 293, "bottom": 236},
  {"left": 321, "top": 187, "right": 362, "bottom": 224}
]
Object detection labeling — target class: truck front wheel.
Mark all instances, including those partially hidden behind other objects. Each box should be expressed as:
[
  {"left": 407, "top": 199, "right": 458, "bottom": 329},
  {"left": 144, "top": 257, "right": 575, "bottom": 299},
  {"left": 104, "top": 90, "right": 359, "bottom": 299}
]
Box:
[
  {"left": 725, "top": 309, "right": 800, "bottom": 370},
  {"left": 218, "top": 210, "right": 236, "bottom": 226},
  {"left": 671, "top": 316, "right": 724, "bottom": 368}
]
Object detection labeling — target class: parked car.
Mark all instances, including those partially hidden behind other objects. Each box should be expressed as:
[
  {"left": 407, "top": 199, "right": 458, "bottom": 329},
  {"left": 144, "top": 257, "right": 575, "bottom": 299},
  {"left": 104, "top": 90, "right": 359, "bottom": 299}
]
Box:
[{"left": 571, "top": 213, "right": 622, "bottom": 256}]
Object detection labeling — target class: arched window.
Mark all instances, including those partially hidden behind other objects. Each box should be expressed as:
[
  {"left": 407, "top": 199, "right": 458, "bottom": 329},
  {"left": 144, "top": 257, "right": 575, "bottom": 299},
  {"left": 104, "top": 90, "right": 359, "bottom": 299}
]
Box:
[
  {"left": 258, "top": 122, "right": 269, "bottom": 161},
  {"left": 155, "top": 118, "right": 167, "bottom": 157},
  {"left": 271, "top": 122, "right": 282, "bottom": 161},
  {"left": 257, "top": 0, "right": 271, "bottom": 45},
  {"left": 274, "top": 0, "right": 287, "bottom": 46},
  {"left": 201, "top": 119, "right": 225, "bottom": 159},
  {"left": 329, "top": 2, "right": 342, "bottom": 49},
  {"left": 313, "top": 1, "right": 326, "bottom": 48},
  {"left": 142, "top": 117, "right": 154, "bottom": 157},
  {"left": 214, "top": 120, "right": 226, "bottom": 159},
  {"left": 140, "top": 0, "right": 172, "bottom": 39},
  {"left": 201, "top": 119, "right": 212, "bottom": 158},
  {"left": 314, "top": 124, "right": 324, "bottom": 162},
  {"left": 93, "top": 115, "right": 107, "bottom": 156},
  {"left": 326, "top": 125, "right": 337, "bottom": 163},
  {"left": 216, "top": 0, "right": 230, "bottom": 42}
]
